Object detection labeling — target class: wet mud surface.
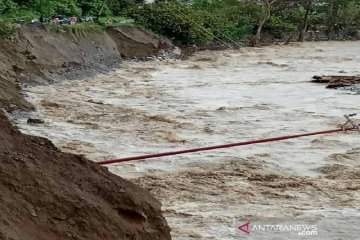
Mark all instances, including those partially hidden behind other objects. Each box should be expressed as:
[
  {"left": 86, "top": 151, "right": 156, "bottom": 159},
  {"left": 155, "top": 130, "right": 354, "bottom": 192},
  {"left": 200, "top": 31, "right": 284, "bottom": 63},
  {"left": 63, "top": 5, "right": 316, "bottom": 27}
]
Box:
[{"left": 12, "top": 42, "right": 360, "bottom": 239}]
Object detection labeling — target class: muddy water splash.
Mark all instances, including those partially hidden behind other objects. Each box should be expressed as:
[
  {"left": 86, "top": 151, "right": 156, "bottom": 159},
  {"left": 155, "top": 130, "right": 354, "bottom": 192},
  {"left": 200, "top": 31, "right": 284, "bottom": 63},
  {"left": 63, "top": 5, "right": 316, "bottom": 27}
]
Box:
[{"left": 13, "top": 42, "right": 360, "bottom": 239}]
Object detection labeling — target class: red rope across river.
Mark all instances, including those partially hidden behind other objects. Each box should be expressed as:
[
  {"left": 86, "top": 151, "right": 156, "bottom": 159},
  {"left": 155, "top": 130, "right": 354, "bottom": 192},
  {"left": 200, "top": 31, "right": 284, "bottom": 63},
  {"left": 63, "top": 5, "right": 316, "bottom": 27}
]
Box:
[{"left": 98, "top": 127, "right": 358, "bottom": 165}]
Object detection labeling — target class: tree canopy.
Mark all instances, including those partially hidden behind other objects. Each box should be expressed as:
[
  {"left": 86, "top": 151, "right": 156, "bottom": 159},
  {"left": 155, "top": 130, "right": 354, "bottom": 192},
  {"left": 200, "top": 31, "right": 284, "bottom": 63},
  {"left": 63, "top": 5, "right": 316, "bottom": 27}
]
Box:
[{"left": 1, "top": 0, "right": 359, "bottom": 45}]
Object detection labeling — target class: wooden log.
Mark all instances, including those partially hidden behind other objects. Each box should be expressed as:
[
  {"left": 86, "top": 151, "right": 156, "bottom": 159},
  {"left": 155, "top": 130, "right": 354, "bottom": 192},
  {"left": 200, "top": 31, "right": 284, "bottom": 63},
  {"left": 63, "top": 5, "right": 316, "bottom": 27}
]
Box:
[{"left": 312, "top": 75, "right": 360, "bottom": 89}]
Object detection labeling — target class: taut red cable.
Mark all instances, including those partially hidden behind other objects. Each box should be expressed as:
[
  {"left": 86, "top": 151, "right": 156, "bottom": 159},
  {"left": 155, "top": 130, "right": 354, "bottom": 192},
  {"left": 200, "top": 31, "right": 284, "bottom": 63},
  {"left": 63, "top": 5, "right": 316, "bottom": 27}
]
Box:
[{"left": 98, "top": 127, "right": 356, "bottom": 165}]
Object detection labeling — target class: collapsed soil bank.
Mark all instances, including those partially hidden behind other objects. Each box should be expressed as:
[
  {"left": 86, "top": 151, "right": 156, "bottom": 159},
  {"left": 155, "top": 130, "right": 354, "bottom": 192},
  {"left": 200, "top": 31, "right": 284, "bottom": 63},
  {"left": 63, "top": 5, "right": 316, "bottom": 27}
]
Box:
[
  {"left": 0, "top": 112, "right": 170, "bottom": 240},
  {"left": 0, "top": 25, "right": 172, "bottom": 239}
]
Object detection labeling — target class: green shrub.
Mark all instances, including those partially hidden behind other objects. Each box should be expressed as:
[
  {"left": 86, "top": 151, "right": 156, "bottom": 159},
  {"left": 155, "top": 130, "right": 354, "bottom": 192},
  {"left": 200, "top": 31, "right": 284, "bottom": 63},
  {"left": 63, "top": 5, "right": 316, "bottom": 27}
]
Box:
[
  {"left": 0, "top": 19, "right": 19, "bottom": 37},
  {"left": 98, "top": 16, "right": 134, "bottom": 27},
  {"left": 49, "top": 22, "right": 103, "bottom": 38},
  {"left": 129, "top": 1, "right": 258, "bottom": 45},
  {"left": 337, "top": 1, "right": 360, "bottom": 30},
  {"left": 266, "top": 15, "right": 297, "bottom": 33},
  {"left": 196, "top": 1, "right": 259, "bottom": 41},
  {"left": 129, "top": 2, "right": 214, "bottom": 45}
]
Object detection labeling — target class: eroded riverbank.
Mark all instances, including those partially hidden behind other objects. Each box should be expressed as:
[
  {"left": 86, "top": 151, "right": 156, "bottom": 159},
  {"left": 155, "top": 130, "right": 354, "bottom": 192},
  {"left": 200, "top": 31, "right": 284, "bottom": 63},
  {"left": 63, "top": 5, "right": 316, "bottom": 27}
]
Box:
[{"left": 12, "top": 42, "right": 360, "bottom": 239}]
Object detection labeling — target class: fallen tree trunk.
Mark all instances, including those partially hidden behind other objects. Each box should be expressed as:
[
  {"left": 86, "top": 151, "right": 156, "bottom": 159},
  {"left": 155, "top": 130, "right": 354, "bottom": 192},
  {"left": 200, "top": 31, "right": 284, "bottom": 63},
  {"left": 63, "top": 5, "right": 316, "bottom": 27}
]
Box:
[{"left": 312, "top": 75, "right": 360, "bottom": 89}]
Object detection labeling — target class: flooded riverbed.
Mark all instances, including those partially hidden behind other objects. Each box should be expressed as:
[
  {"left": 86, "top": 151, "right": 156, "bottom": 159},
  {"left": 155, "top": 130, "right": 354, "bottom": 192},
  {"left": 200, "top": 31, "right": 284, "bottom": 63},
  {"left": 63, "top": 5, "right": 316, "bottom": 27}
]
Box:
[{"left": 13, "top": 42, "right": 360, "bottom": 239}]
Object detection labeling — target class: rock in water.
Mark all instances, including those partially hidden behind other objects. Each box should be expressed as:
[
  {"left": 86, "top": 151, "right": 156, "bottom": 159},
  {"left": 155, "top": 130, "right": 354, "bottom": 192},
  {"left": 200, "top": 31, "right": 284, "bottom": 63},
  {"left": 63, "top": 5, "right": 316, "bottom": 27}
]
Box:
[{"left": 27, "top": 118, "right": 45, "bottom": 124}]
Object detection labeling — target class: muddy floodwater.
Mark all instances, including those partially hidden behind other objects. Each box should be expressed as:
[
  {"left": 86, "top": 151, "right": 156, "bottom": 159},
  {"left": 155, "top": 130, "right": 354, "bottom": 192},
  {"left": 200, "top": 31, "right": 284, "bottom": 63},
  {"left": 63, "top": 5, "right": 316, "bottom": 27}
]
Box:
[{"left": 12, "top": 42, "right": 360, "bottom": 239}]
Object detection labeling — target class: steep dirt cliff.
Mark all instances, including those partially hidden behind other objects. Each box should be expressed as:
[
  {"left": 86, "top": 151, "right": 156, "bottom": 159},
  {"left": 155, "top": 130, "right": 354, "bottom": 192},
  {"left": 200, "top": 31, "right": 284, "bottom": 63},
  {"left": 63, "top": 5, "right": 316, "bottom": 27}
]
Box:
[
  {"left": 0, "top": 25, "right": 172, "bottom": 240},
  {"left": 0, "top": 24, "right": 175, "bottom": 110},
  {"left": 0, "top": 112, "right": 171, "bottom": 240},
  {"left": 106, "top": 26, "right": 174, "bottom": 58}
]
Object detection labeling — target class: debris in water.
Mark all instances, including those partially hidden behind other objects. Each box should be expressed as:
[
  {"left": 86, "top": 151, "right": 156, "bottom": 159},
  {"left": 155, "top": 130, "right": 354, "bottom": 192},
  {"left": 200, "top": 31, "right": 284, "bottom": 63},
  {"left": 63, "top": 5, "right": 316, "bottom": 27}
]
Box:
[
  {"left": 27, "top": 118, "right": 45, "bottom": 124},
  {"left": 312, "top": 75, "right": 360, "bottom": 89}
]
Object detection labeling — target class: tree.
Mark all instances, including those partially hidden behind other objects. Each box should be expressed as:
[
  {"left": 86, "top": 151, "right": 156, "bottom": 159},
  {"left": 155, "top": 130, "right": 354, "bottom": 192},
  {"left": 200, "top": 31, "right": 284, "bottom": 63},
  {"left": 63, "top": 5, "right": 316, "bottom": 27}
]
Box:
[
  {"left": 104, "top": 0, "right": 145, "bottom": 15},
  {"left": 298, "top": 0, "right": 312, "bottom": 41},
  {"left": 323, "top": 0, "right": 360, "bottom": 34},
  {"left": 9, "top": 0, "right": 83, "bottom": 16},
  {"left": 252, "top": 0, "right": 279, "bottom": 46},
  {"left": 0, "top": 0, "right": 18, "bottom": 15},
  {"left": 77, "top": 0, "right": 112, "bottom": 16},
  {"left": 336, "top": 1, "right": 360, "bottom": 31}
]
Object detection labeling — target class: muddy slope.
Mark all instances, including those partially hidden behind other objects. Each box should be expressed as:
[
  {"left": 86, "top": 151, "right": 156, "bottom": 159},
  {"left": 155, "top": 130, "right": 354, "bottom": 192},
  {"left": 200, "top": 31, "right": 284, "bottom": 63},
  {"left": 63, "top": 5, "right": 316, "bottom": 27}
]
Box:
[
  {"left": 0, "top": 24, "right": 175, "bottom": 111},
  {"left": 0, "top": 112, "right": 170, "bottom": 240},
  {"left": 0, "top": 25, "right": 171, "bottom": 240},
  {"left": 106, "top": 26, "right": 174, "bottom": 58}
]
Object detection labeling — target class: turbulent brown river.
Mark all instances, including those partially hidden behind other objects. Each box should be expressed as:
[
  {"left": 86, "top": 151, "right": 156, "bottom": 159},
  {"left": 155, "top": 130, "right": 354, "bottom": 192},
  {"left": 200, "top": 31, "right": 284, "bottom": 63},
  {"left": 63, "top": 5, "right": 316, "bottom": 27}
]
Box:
[{"left": 12, "top": 42, "right": 360, "bottom": 239}]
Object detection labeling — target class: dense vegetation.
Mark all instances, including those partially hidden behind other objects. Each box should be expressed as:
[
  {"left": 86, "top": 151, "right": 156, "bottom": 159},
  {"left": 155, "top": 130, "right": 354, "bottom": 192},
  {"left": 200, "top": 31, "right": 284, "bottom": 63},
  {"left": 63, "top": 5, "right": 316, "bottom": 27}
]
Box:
[
  {"left": 1, "top": 0, "right": 360, "bottom": 45},
  {"left": 0, "top": 0, "right": 143, "bottom": 20}
]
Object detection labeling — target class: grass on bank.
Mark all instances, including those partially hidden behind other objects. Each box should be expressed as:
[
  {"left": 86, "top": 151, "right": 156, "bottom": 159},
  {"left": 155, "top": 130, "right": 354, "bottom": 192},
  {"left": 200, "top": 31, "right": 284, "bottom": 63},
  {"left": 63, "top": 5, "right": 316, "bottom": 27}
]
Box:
[
  {"left": 0, "top": 19, "right": 19, "bottom": 38},
  {"left": 98, "top": 16, "right": 134, "bottom": 27},
  {"left": 49, "top": 23, "right": 103, "bottom": 38},
  {"left": 0, "top": 15, "right": 134, "bottom": 39}
]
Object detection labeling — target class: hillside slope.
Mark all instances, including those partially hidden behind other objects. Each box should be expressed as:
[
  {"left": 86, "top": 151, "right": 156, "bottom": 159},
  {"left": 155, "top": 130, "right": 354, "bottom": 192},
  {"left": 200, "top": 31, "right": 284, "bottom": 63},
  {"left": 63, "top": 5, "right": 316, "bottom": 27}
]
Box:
[{"left": 0, "top": 25, "right": 173, "bottom": 240}]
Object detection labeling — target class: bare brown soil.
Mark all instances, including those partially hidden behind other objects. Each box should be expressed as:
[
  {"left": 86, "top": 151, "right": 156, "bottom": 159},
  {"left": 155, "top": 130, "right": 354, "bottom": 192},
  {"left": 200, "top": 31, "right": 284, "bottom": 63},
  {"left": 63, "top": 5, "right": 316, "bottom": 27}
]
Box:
[
  {"left": 106, "top": 26, "right": 174, "bottom": 58},
  {"left": 0, "top": 24, "right": 175, "bottom": 110},
  {"left": 0, "top": 112, "right": 170, "bottom": 240},
  {"left": 0, "top": 25, "right": 173, "bottom": 240}
]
